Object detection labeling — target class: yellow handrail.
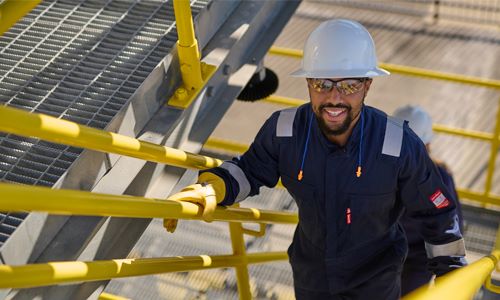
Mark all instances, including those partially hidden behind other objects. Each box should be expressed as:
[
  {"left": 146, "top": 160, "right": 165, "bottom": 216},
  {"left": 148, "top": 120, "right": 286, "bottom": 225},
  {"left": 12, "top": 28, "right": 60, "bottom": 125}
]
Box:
[
  {"left": 0, "top": 0, "right": 42, "bottom": 36},
  {"left": 456, "top": 188, "right": 500, "bottom": 206},
  {"left": 269, "top": 46, "right": 500, "bottom": 89},
  {"left": 0, "top": 105, "right": 222, "bottom": 170},
  {"left": 204, "top": 137, "right": 250, "bottom": 154},
  {"left": 403, "top": 250, "right": 500, "bottom": 300},
  {"left": 432, "top": 124, "right": 495, "bottom": 141},
  {"left": 0, "top": 183, "right": 298, "bottom": 224},
  {"left": 98, "top": 293, "right": 130, "bottom": 300},
  {"left": 263, "top": 95, "right": 307, "bottom": 107},
  {"left": 0, "top": 252, "right": 287, "bottom": 289}
]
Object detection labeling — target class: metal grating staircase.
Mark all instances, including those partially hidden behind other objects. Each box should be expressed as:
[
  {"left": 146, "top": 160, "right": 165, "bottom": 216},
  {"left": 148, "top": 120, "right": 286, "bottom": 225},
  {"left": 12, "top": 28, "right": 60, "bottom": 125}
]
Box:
[{"left": 0, "top": 0, "right": 208, "bottom": 249}]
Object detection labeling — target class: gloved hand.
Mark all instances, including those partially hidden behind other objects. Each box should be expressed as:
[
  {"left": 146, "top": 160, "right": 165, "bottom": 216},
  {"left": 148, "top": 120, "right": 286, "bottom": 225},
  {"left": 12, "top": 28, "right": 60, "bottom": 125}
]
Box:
[
  {"left": 427, "top": 256, "right": 467, "bottom": 277},
  {"left": 164, "top": 172, "right": 226, "bottom": 233}
]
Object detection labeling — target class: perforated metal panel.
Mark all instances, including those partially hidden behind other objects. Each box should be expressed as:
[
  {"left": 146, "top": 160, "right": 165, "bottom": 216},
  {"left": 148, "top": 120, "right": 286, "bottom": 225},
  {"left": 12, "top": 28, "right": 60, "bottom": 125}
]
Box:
[{"left": 0, "top": 0, "right": 209, "bottom": 247}]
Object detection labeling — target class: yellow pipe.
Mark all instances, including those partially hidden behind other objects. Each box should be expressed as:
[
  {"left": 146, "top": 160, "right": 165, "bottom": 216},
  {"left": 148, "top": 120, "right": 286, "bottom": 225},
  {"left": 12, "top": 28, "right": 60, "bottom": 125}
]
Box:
[
  {"left": 204, "top": 137, "right": 250, "bottom": 154},
  {"left": 0, "top": 183, "right": 298, "bottom": 224},
  {"left": 484, "top": 96, "right": 500, "bottom": 197},
  {"left": 268, "top": 46, "right": 303, "bottom": 59},
  {"left": 403, "top": 251, "right": 500, "bottom": 300},
  {"left": 268, "top": 46, "right": 500, "bottom": 89},
  {"left": 457, "top": 188, "right": 500, "bottom": 206},
  {"left": 262, "top": 95, "right": 307, "bottom": 107},
  {"left": 98, "top": 293, "right": 130, "bottom": 300},
  {"left": 0, "top": 105, "right": 221, "bottom": 170},
  {"left": 0, "top": 0, "right": 41, "bottom": 36},
  {"left": 380, "top": 63, "right": 500, "bottom": 89},
  {"left": 0, "top": 252, "right": 288, "bottom": 289},
  {"left": 432, "top": 124, "right": 495, "bottom": 141},
  {"left": 173, "top": 0, "right": 202, "bottom": 91}
]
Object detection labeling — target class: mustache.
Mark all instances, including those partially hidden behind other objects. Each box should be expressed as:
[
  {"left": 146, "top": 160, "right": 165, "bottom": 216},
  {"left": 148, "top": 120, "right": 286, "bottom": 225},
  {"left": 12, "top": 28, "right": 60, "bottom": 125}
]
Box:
[{"left": 318, "top": 103, "right": 351, "bottom": 111}]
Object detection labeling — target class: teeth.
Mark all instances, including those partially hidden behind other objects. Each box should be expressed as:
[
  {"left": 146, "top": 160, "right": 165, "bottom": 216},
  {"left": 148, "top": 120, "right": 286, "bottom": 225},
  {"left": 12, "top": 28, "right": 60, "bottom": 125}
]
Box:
[{"left": 325, "top": 109, "right": 344, "bottom": 117}]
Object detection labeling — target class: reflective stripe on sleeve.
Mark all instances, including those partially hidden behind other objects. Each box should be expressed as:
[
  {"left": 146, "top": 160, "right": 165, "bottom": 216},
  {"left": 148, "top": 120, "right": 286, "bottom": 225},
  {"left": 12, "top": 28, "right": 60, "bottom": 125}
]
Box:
[
  {"left": 425, "top": 238, "right": 466, "bottom": 258},
  {"left": 219, "top": 162, "right": 251, "bottom": 202},
  {"left": 382, "top": 116, "right": 404, "bottom": 157},
  {"left": 276, "top": 107, "right": 297, "bottom": 137}
]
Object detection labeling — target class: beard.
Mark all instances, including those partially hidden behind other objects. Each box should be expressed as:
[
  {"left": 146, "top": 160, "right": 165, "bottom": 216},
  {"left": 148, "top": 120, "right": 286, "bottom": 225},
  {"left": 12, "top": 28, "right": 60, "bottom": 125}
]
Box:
[{"left": 315, "top": 103, "right": 354, "bottom": 136}]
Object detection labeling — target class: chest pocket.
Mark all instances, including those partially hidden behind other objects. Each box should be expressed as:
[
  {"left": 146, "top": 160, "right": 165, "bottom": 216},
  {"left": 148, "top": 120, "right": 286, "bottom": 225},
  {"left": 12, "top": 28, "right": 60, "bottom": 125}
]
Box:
[
  {"left": 343, "top": 191, "right": 396, "bottom": 252},
  {"left": 281, "top": 174, "right": 320, "bottom": 244}
]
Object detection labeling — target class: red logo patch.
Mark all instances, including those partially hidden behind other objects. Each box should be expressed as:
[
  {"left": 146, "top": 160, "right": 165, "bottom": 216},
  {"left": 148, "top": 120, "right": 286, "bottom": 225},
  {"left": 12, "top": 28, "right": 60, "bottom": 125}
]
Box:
[{"left": 429, "top": 189, "right": 450, "bottom": 209}]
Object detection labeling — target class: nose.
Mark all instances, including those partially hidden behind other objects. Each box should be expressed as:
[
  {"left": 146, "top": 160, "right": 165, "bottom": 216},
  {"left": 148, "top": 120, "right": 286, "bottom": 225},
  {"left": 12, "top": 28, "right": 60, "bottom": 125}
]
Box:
[{"left": 326, "top": 86, "right": 342, "bottom": 103}]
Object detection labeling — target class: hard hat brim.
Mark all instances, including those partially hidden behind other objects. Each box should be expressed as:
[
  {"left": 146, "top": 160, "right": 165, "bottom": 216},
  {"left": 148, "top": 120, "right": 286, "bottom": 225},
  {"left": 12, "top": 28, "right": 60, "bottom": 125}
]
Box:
[{"left": 289, "top": 67, "right": 390, "bottom": 78}]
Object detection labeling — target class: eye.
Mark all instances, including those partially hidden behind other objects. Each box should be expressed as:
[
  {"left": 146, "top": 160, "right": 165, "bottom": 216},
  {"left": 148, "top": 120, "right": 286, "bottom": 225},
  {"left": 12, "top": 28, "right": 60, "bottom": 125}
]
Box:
[
  {"left": 311, "top": 79, "right": 333, "bottom": 93},
  {"left": 337, "top": 80, "right": 363, "bottom": 95}
]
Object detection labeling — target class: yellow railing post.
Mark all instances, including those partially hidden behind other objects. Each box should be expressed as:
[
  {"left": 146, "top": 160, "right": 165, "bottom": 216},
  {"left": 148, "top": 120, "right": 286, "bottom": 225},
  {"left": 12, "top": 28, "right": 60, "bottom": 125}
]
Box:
[
  {"left": 228, "top": 204, "right": 253, "bottom": 300},
  {"left": 172, "top": 0, "right": 203, "bottom": 91},
  {"left": 168, "top": 0, "right": 216, "bottom": 108},
  {"left": 484, "top": 96, "right": 500, "bottom": 200}
]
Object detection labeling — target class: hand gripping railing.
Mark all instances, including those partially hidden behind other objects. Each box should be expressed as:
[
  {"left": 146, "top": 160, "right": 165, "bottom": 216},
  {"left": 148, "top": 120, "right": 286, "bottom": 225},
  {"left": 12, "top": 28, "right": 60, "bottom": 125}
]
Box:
[
  {"left": 0, "top": 105, "right": 298, "bottom": 299},
  {"left": 402, "top": 250, "right": 500, "bottom": 300},
  {"left": 265, "top": 46, "right": 500, "bottom": 209}
]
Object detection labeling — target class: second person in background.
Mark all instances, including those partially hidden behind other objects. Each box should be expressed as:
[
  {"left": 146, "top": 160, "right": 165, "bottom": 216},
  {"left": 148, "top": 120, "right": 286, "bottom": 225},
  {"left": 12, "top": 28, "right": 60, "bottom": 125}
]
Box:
[{"left": 393, "top": 105, "right": 465, "bottom": 296}]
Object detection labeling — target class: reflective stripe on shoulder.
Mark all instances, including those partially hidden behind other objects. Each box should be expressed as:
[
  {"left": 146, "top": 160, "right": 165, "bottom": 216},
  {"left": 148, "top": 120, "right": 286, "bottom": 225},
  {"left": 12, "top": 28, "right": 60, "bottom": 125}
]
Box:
[
  {"left": 219, "top": 161, "right": 251, "bottom": 202},
  {"left": 425, "top": 238, "right": 466, "bottom": 258},
  {"left": 276, "top": 107, "right": 298, "bottom": 137},
  {"left": 382, "top": 116, "right": 404, "bottom": 157}
]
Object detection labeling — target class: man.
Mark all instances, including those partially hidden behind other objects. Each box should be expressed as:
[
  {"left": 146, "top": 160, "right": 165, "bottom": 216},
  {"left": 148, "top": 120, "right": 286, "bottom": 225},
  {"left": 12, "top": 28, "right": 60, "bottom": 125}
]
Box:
[
  {"left": 393, "top": 105, "right": 465, "bottom": 296},
  {"left": 168, "top": 19, "right": 466, "bottom": 299}
]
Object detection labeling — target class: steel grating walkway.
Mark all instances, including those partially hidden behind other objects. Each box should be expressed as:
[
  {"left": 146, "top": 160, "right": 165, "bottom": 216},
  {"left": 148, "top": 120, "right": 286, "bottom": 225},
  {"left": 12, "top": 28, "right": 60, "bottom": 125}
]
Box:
[{"left": 0, "top": 0, "right": 209, "bottom": 248}]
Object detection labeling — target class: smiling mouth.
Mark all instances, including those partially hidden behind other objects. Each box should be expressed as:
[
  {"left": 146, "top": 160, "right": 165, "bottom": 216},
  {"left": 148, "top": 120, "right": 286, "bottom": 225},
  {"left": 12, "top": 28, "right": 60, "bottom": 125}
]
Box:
[{"left": 323, "top": 108, "right": 347, "bottom": 119}]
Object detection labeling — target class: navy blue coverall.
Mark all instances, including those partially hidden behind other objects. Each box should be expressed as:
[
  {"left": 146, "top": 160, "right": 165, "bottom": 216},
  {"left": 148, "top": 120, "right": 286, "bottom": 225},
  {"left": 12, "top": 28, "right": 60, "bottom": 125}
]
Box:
[{"left": 203, "top": 104, "right": 466, "bottom": 299}]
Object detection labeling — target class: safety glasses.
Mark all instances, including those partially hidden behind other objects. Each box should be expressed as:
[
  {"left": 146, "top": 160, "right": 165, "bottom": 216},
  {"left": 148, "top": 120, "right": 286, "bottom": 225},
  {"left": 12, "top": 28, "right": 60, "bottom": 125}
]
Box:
[{"left": 307, "top": 78, "right": 368, "bottom": 96}]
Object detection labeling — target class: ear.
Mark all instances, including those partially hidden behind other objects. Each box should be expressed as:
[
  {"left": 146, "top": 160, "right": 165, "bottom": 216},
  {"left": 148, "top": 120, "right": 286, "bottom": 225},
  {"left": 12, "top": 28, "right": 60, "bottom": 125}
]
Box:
[
  {"left": 365, "top": 78, "right": 373, "bottom": 91},
  {"left": 363, "top": 79, "right": 373, "bottom": 98}
]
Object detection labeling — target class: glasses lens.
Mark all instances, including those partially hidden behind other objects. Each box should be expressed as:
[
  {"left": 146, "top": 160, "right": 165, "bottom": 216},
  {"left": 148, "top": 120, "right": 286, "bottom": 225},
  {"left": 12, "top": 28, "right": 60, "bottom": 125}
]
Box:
[
  {"left": 309, "top": 78, "right": 334, "bottom": 93},
  {"left": 336, "top": 79, "right": 364, "bottom": 95}
]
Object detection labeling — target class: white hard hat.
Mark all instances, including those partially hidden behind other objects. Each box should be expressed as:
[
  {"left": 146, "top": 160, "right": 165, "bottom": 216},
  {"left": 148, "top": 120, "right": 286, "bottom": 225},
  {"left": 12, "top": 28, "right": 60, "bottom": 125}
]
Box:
[
  {"left": 290, "top": 19, "right": 389, "bottom": 78},
  {"left": 393, "top": 105, "right": 434, "bottom": 144}
]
